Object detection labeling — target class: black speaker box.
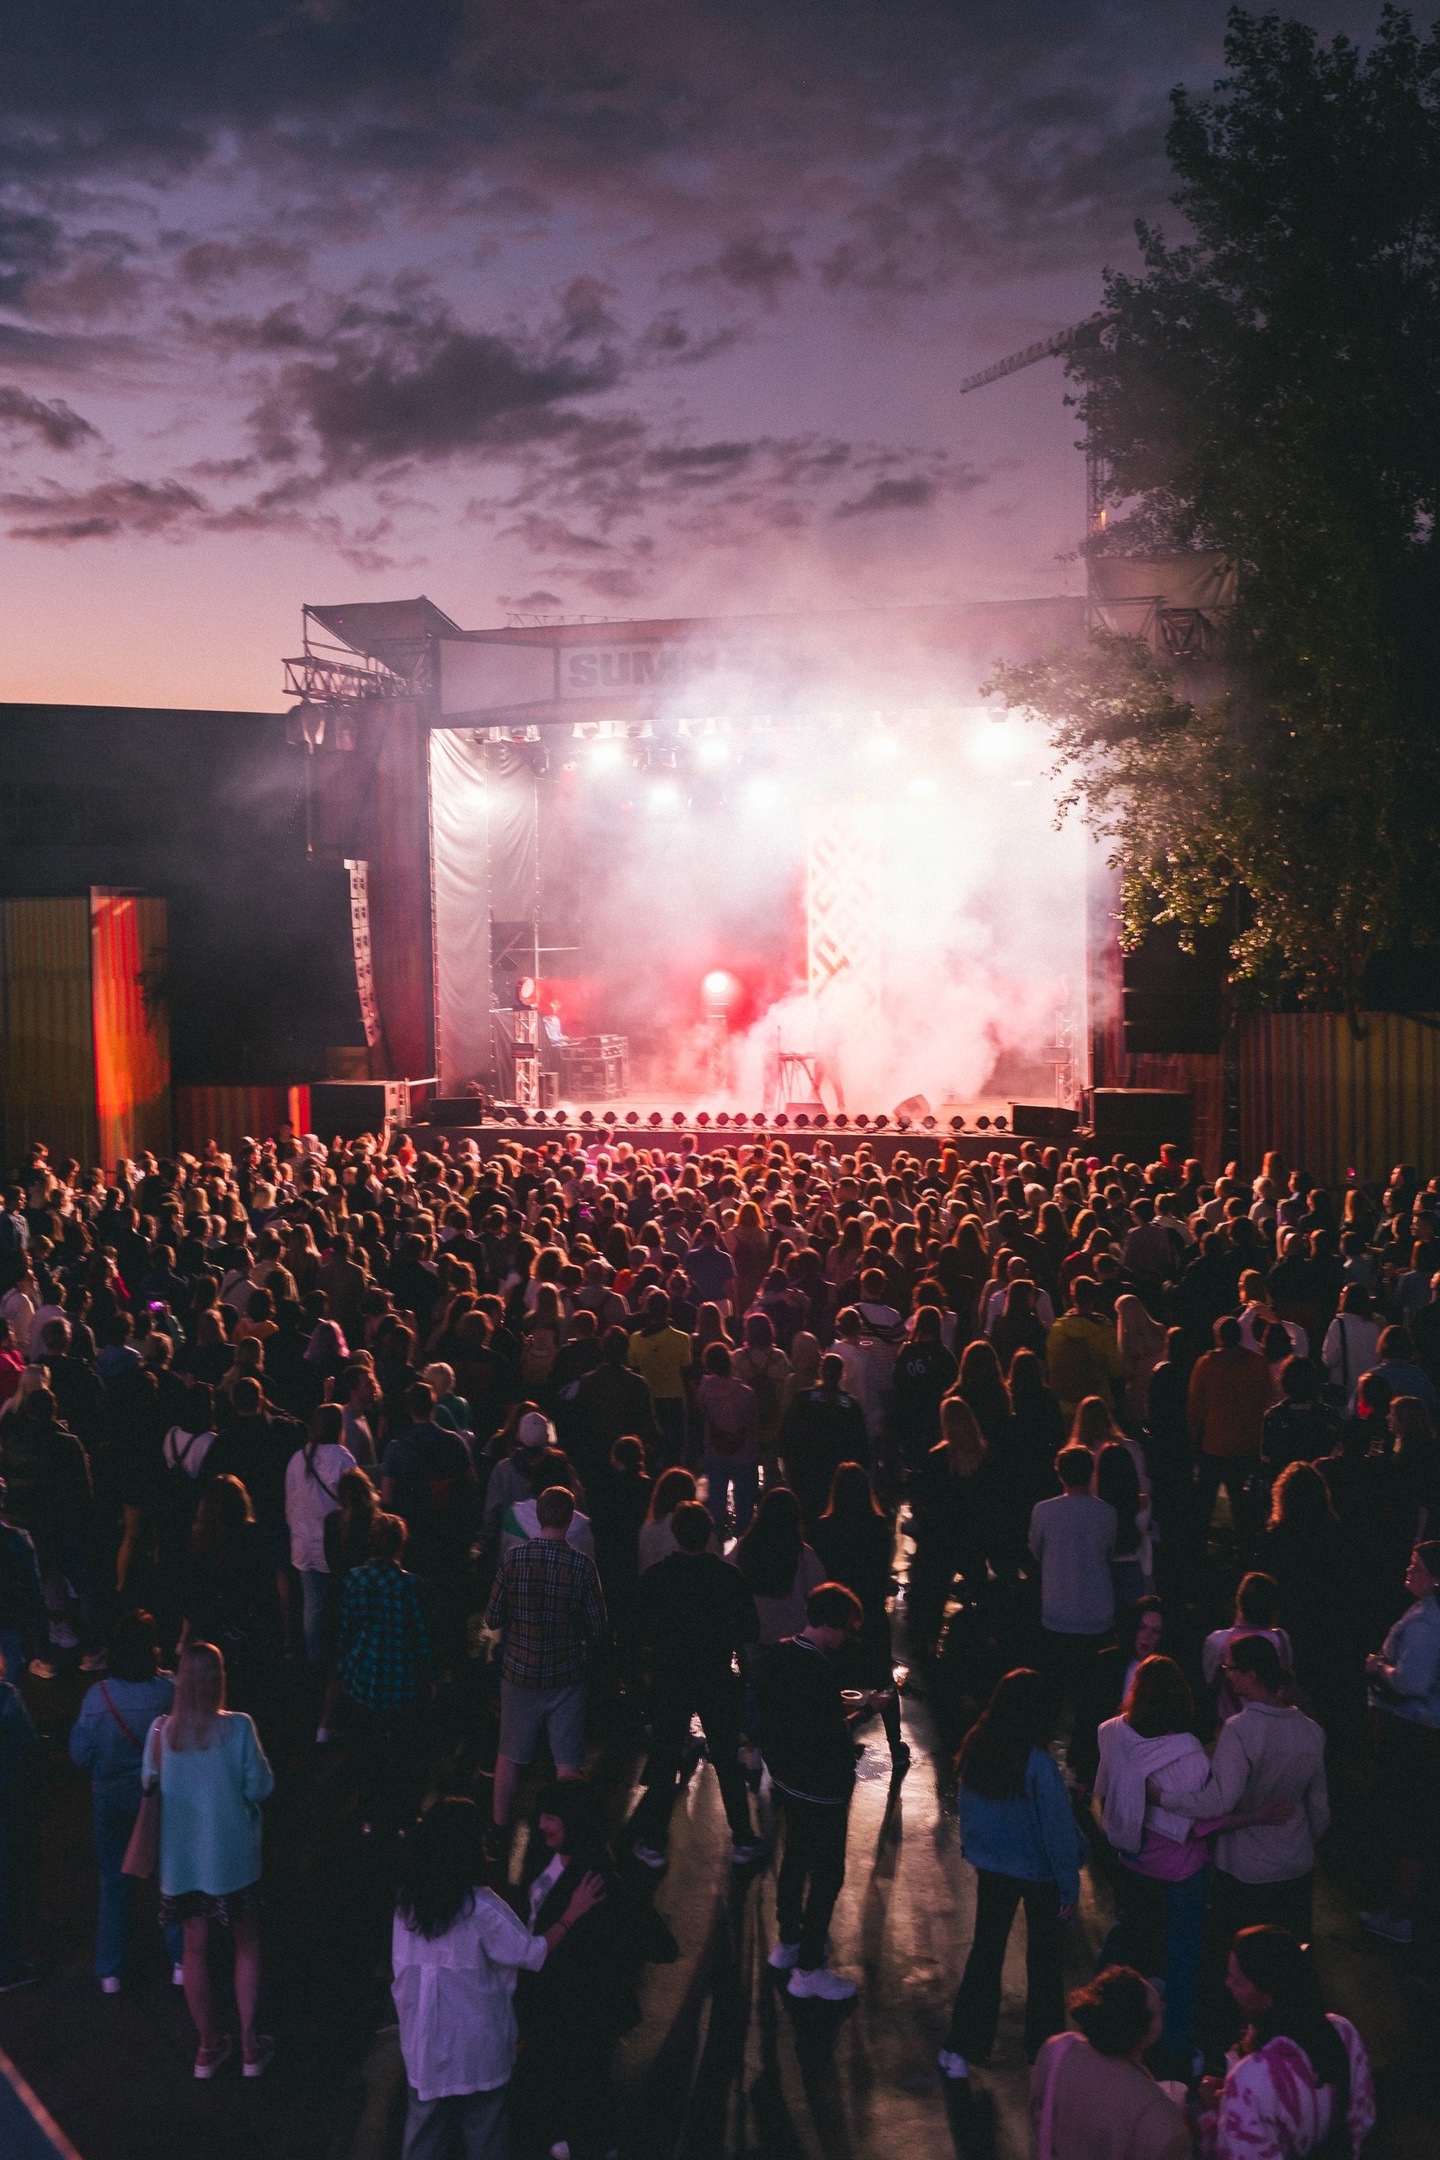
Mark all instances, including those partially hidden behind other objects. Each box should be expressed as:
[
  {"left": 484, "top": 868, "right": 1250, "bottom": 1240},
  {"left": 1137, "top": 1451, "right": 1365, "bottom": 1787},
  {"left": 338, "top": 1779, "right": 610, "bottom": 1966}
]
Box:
[
  {"left": 1089, "top": 1088, "right": 1192, "bottom": 1156},
  {"left": 1010, "top": 1104, "right": 1080, "bottom": 1140}
]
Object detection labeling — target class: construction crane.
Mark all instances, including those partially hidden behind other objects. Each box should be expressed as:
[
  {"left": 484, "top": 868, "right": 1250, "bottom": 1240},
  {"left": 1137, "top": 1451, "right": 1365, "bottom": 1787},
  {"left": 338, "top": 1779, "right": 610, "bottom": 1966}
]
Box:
[{"left": 960, "top": 317, "right": 1109, "bottom": 534}]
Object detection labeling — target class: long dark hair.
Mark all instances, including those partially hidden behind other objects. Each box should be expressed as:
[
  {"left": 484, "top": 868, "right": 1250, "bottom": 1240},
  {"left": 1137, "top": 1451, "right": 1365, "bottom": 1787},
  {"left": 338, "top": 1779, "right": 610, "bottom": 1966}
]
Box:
[
  {"left": 396, "top": 1798, "right": 488, "bottom": 1941},
  {"left": 1096, "top": 1441, "right": 1142, "bottom": 1558},
  {"left": 1231, "top": 1927, "right": 1350, "bottom": 2149},
  {"left": 958, "top": 1339, "right": 1011, "bottom": 1439},
  {"left": 957, "top": 1667, "right": 1050, "bottom": 1800},
  {"left": 735, "top": 1485, "right": 804, "bottom": 1597}
]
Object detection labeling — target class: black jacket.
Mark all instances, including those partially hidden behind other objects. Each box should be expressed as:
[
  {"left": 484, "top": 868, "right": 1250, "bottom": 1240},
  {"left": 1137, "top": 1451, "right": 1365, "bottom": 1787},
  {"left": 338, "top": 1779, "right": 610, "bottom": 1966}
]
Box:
[
  {"left": 636, "top": 1551, "right": 758, "bottom": 1680},
  {"left": 758, "top": 1636, "right": 854, "bottom": 1804}
]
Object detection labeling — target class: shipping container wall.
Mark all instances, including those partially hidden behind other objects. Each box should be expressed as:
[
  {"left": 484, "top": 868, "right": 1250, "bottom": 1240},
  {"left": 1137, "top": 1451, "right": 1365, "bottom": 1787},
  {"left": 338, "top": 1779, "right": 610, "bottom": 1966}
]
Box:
[
  {"left": 91, "top": 891, "right": 172, "bottom": 1164},
  {"left": 1238, "top": 1012, "right": 1440, "bottom": 1187},
  {"left": 0, "top": 897, "right": 96, "bottom": 1168},
  {"left": 174, "top": 1085, "right": 311, "bottom": 1158}
]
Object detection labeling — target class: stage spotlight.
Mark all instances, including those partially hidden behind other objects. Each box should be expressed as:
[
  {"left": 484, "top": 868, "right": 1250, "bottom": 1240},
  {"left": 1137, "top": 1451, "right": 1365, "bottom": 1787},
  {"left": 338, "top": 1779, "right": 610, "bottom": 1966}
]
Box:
[
  {"left": 873, "top": 1114, "right": 890, "bottom": 1129},
  {"left": 752, "top": 1113, "right": 767, "bottom": 1127},
  {"left": 701, "top": 969, "right": 742, "bottom": 1012},
  {"left": 834, "top": 1114, "right": 849, "bottom": 1129},
  {"left": 716, "top": 1112, "right": 730, "bottom": 1127},
  {"left": 513, "top": 1109, "right": 529, "bottom": 1125},
  {"left": 696, "top": 736, "right": 728, "bottom": 768},
  {"left": 696, "top": 1111, "right": 711, "bottom": 1128},
  {"left": 976, "top": 1115, "right": 991, "bottom": 1131},
  {"left": 923, "top": 1115, "right": 937, "bottom": 1130},
  {"left": 602, "top": 1111, "right": 618, "bottom": 1125},
  {"left": 525, "top": 742, "right": 549, "bottom": 778},
  {"left": 865, "top": 729, "right": 900, "bottom": 761},
  {"left": 589, "top": 740, "right": 623, "bottom": 772},
  {"left": 745, "top": 777, "right": 780, "bottom": 814},
  {"left": 579, "top": 1110, "right": 595, "bottom": 1126},
  {"left": 994, "top": 1116, "right": 1008, "bottom": 1132},
  {"left": 814, "top": 1113, "right": 828, "bottom": 1128},
  {"left": 895, "top": 1116, "right": 911, "bottom": 1131},
  {"left": 648, "top": 780, "right": 682, "bottom": 816},
  {"left": 672, "top": 1111, "right": 686, "bottom": 1125},
  {"left": 792, "top": 1113, "right": 808, "bottom": 1129},
  {"left": 625, "top": 1111, "right": 639, "bottom": 1125},
  {"left": 648, "top": 1111, "right": 662, "bottom": 1127},
  {"left": 773, "top": 1114, "right": 789, "bottom": 1129},
  {"left": 950, "top": 1115, "right": 966, "bottom": 1131}
]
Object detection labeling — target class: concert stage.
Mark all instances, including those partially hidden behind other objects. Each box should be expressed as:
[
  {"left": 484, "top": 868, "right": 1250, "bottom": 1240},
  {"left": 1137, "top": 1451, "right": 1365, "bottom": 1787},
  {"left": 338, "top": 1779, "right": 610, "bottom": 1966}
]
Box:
[{"left": 292, "top": 596, "right": 1094, "bottom": 1139}]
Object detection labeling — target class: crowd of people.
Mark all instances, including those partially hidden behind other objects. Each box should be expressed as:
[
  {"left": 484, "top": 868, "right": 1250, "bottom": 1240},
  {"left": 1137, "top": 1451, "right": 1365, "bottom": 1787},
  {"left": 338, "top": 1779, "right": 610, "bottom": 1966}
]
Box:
[{"left": 0, "top": 1122, "right": 1433, "bottom": 2158}]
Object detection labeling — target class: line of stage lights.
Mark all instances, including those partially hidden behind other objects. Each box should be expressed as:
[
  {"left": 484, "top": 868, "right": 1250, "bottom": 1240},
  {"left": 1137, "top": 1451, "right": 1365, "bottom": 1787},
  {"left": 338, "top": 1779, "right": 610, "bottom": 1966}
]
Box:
[{"left": 472, "top": 1107, "right": 1010, "bottom": 1134}]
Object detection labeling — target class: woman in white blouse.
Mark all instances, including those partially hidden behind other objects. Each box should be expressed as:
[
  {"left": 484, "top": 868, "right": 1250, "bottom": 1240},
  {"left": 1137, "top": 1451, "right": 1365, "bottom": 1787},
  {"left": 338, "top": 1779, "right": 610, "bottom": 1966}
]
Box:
[
  {"left": 391, "top": 1798, "right": 602, "bottom": 2160},
  {"left": 283, "top": 1404, "right": 357, "bottom": 1663}
]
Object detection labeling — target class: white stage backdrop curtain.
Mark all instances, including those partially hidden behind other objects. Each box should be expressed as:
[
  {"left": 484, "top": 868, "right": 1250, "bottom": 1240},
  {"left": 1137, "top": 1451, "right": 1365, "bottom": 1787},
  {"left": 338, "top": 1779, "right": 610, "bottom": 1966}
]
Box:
[{"left": 429, "top": 731, "right": 537, "bottom": 1089}]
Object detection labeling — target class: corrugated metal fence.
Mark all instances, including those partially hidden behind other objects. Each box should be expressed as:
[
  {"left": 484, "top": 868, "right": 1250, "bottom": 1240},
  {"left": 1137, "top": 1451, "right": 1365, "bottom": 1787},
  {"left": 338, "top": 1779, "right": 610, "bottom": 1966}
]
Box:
[{"left": 1239, "top": 1012, "right": 1440, "bottom": 1186}]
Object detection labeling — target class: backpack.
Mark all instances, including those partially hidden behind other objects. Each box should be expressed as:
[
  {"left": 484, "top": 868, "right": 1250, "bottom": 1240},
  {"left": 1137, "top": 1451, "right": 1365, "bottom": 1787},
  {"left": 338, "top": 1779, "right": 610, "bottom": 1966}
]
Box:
[{"left": 738, "top": 1351, "right": 783, "bottom": 1430}]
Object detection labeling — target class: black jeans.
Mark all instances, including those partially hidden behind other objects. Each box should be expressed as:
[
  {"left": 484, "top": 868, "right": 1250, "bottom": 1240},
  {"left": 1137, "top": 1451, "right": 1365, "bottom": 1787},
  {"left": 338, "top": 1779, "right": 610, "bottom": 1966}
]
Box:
[
  {"left": 1040, "top": 1629, "right": 1111, "bottom": 1723},
  {"left": 1199, "top": 1868, "right": 1314, "bottom": 2062},
  {"left": 775, "top": 1791, "right": 850, "bottom": 1970},
  {"left": 633, "top": 1668, "right": 753, "bottom": 1848},
  {"left": 946, "top": 1870, "right": 1064, "bottom": 2062}
]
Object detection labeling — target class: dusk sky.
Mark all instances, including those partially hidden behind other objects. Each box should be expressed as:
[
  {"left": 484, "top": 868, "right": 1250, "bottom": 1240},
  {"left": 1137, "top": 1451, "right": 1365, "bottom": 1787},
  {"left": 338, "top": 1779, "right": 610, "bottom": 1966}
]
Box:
[{"left": 0, "top": 0, "right": 1364, "bottom": 710}]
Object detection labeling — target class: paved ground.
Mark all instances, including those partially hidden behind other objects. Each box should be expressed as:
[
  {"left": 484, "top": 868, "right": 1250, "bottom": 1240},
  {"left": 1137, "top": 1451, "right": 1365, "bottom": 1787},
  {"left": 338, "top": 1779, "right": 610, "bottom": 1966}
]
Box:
[{"left": 3, "top": 1590, "right": 1439, "bottom": 2159}]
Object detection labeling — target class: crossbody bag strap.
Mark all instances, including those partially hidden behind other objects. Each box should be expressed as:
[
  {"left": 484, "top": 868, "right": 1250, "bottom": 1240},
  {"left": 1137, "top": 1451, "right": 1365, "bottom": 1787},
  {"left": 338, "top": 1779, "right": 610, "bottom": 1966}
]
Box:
[{"left": 99, "top": 1681, "right": 142, "bottom": 1752}]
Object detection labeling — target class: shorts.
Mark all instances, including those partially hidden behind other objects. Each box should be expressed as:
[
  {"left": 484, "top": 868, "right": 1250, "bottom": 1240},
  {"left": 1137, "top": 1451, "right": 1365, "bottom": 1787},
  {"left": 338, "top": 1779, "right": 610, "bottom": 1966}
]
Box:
[
  {"left": 1374, "top": 1709, "right": 1440, "bottom": 1860},
  {"left": 159, "top": 1880, "right": 263, "bottom": 1928},
  {"left": 498, "top": 1680, "right": 587, "bottom": 1768}
]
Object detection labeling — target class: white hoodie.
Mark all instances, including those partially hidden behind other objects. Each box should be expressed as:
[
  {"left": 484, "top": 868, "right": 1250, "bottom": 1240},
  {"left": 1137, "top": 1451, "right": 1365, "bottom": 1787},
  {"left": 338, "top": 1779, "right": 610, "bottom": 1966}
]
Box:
[{"left": 1095, "top": 1716, "right": 1209, "bottom": 1857}]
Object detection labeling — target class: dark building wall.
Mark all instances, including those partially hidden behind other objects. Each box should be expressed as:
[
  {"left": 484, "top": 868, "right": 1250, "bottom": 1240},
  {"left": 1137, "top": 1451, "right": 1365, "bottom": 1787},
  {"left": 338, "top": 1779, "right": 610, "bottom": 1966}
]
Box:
[{"left": 0, "top": 705, "right": 364, "bottom": 1084}]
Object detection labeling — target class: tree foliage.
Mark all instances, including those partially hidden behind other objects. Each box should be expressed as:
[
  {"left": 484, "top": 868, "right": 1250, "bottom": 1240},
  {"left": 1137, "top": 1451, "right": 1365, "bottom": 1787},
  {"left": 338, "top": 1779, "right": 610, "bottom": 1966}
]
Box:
[{"left": 986, "top": 7, "right": 1440, "bottom": 1027}]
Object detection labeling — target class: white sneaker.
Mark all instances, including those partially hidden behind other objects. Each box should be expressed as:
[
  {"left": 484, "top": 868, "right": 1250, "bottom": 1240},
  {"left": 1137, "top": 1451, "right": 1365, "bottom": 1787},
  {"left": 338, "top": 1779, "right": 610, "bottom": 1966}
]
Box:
[
  {"left": 937, "top": 2049, "right": 969, "bottom": 2080},
  {"left": 787, "top": 1965, "right": 857, "bottom": 2001},
  {"left": 767, "top": 1939, "right": 802, "bottom": 1970},
  {"left": 100, "top": 1975, "right": 121, "bottom": 1995},
  {"left": 1359, "top": 1909, "right": 1413, "bottom": 1944}
]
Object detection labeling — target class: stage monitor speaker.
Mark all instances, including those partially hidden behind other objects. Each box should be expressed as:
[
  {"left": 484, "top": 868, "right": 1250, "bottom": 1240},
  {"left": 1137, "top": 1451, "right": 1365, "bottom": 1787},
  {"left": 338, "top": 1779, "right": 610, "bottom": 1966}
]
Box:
[
  {"left": 1010, "top": 1104, "right": 1080, "bottom": 1140},
  {"left": 539, "top": 1071, "right": 559, "bottom": 1108},
  {"left": 1089, "top": 1088, "right": 1192, "bottom": 1157},
  {"left": 311, "top": 1078, "right": 433, "bottom": 1137},
  {"left": 1121, "top": 922, "right": 1223, "bottom": 1055}
]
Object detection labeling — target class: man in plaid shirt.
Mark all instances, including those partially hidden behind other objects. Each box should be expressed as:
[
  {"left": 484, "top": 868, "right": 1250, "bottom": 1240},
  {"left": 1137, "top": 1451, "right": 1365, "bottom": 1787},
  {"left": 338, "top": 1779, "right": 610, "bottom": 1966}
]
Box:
[
  {"left": 335, "top": 1513, "right": 436, "bottom": 1834},
  {"left": 485, "top": 1485, "right": 608, "bottom": 1832}
]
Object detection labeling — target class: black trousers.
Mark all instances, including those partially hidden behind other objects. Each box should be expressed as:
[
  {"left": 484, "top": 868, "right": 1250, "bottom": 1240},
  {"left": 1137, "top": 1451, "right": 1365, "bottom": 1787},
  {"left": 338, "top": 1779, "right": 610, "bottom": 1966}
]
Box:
[
  {"left": 946, "top": 1869, "right": 1064, "bottom": 2062},
  {"left": 1199, "top": 1868, "right": 1314, "bottom": 2061},
  {"left": 775, "top": 1791, "right": 850, "bottom": 1970},
  {"left": 1040, "top": 1628, "right": 1111, "bottom": 1723},
  {"left": 633, "top": 1668, "right": 753, "bottom": 1847}
]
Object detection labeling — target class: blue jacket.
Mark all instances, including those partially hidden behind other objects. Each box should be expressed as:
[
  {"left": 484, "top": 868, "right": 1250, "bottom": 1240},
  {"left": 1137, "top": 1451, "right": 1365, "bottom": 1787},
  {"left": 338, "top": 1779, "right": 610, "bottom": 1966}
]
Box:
[
  {"left": 958, "top": 1746, "right": 1086, "bottom": 1908},
  {"left": 70, "top": 1673, "right": 176, "bottom": 1791},
  {"left": 1372, "top": 1594, "right": 1440, "bottom": 1730}
]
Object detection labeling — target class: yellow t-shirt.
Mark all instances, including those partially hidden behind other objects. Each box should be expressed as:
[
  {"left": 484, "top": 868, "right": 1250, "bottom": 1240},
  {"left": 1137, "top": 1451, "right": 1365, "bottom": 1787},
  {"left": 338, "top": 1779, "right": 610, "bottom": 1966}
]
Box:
[{"left": 628, "top": 1326, "right": 693, "bottom": 1401}]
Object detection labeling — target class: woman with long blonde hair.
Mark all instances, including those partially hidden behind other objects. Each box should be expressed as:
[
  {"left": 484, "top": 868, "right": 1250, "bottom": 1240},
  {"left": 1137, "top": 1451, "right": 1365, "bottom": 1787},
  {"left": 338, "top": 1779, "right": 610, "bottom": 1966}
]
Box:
[{"left": 141, "top": 1641, "right": 275, "bottom": 2080}]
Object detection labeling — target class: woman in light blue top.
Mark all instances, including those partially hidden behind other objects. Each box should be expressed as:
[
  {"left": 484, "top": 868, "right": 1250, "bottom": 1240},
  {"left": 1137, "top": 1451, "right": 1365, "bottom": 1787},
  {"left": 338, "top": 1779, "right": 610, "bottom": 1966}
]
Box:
[
  {"left": 141, "top": 1639, "right": 275, "bottom": 2080},
  {"left": 939, "top": 1666, "right": 1086, "bottom": 2086},
  {"left": 68, "top": 1609, "right": 180, "bottom": 1991}
]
